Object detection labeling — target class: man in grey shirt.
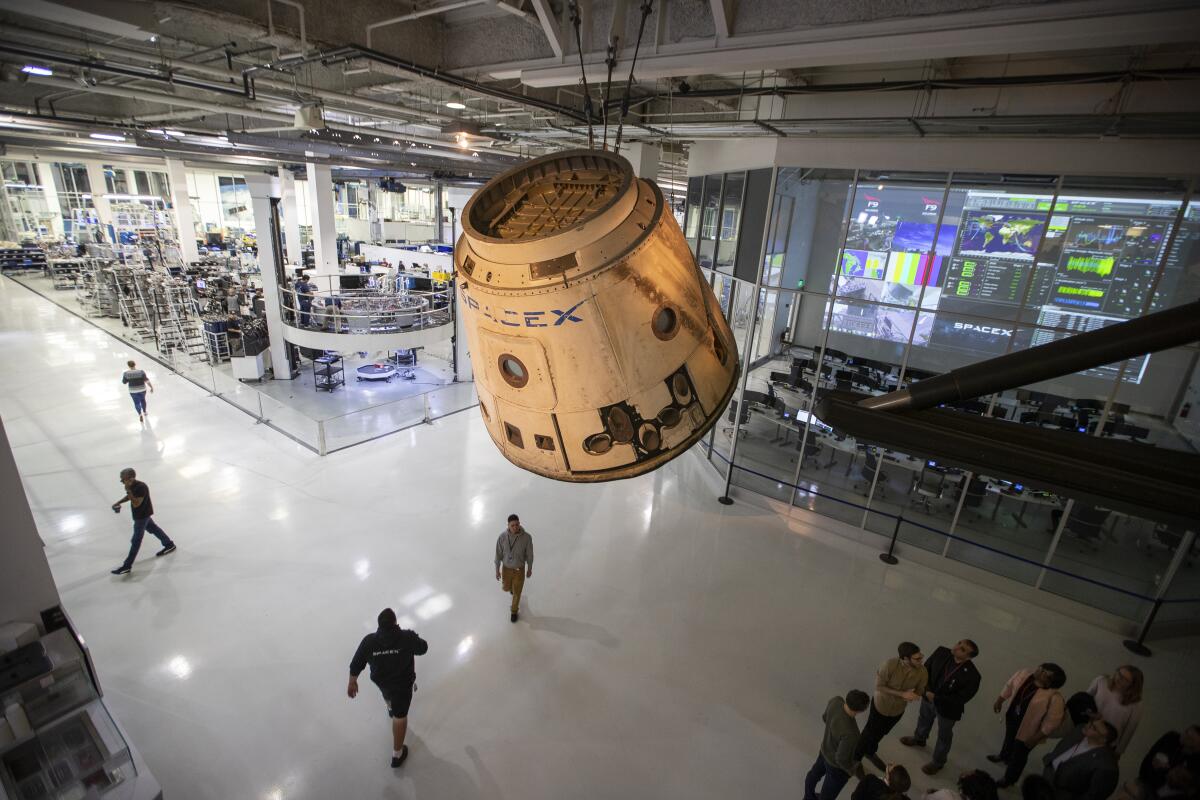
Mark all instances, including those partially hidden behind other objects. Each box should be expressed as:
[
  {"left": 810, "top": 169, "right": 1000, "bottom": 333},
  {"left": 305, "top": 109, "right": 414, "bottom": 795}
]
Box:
[
  {"left": 494, "top": 514, "right": 533, "bottom": 623},
  {"left": 805, "top": 690, "right": 871, "bottom": 800}
]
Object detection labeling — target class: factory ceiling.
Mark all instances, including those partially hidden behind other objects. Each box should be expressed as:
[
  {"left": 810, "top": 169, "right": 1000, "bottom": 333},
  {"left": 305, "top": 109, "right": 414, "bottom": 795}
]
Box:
[{"left": 0, "top": 0, "right": 1198, "bottom": 194}]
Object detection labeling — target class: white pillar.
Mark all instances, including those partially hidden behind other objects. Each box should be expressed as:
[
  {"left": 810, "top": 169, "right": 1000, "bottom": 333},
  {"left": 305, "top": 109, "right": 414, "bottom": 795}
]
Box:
[
  {"left": 34, "top": 162, "right": 64, "bottom": 239},
  {"left": 368, "top": 182, "right": 382, "bottom": 243},
  {"left": 620, "top": 142, "right": 661, "bottom": 182},
  {"left": 164, "top": 158, "right": 199, "bottom": 264},
  {"left": 244, "top": 173, "right": 296, "bottom": 380},
  {"left": 305, "top": 161, "right": 338, "bottom": 275},
  {"left": 84, "top": 161, "right": 115, "bottom": 240},
  {"left": 277, "top": 167, "right": 302, "bottom": 266},
  {"left": 124, "top": 168, "right": 140, "bottom": 196}
]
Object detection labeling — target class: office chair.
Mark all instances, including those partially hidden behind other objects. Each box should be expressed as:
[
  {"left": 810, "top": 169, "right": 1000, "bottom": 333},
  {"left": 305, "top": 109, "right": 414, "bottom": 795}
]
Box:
[
  {"left": 1061, "top": 505, "right": 1112, "bottom": 552},
  {"left": 911, "top": 465, "right": 947, "bottom": 514},
  {"left": 723, "top": 400, "right": 750, "bottom": 440},
  {"left": 959, "top": 475, "right": 989, "bottom": 522},
  {"left": 856, "top": 449, "right": 889, "bottom": 498},
  {"left": 796, "top": 437, "right": 824, "bottom": 468},
  {"left": 1141, "top": 523, "right": 1197, "bottom": 566}
]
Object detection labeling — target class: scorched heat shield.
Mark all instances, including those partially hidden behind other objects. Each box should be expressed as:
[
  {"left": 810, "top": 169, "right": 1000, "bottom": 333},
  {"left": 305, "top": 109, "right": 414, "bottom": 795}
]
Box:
[{"left": 455, "top": 149, "right": 739, "bottom": 482}]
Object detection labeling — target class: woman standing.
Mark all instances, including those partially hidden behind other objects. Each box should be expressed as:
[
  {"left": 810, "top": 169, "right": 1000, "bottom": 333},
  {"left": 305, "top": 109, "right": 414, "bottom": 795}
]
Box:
[{"left": 1088, "top": 665, "right": 1144, "bottom": 756}]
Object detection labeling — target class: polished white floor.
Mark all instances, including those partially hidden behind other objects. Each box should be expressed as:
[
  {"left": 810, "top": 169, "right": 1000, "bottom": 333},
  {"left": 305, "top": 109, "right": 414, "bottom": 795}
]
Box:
[{"left": 3, "top": 274, "right": 1200, "bottom": 800}]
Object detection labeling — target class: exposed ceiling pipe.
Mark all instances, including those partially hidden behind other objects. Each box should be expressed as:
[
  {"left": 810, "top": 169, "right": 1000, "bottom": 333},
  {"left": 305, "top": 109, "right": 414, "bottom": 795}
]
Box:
[
  {"left": 247, "top": 45, "right": 592, "bottom": 124},
  {"left": 365, "top": 0, "right": 491, "bottom": 49},
  {"left": 267, "top": 0, "right": 307, "bottom": 56},
  {"left": 16, "top": 75, "right": 523, "bottom": 163}
]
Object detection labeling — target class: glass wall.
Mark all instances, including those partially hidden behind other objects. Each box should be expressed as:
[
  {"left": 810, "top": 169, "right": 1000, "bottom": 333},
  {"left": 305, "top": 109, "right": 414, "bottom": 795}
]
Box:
[{"left": 696, "top": 164, "right": 1199, "bottom": 625}]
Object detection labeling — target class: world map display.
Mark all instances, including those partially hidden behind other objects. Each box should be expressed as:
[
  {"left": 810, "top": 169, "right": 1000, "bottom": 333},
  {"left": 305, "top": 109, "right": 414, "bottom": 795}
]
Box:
[{"left": 959, "top": 211, "right": 1045, "bottom": 256}]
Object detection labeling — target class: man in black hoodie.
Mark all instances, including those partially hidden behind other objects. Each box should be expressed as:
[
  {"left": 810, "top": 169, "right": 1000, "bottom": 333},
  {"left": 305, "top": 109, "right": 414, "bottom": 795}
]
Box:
[
  {"left": 900, "top": 638, "right": 982, "bottom": 775},
  {"left": 348, "top": 608, "right": 429, "bottom": 768}
]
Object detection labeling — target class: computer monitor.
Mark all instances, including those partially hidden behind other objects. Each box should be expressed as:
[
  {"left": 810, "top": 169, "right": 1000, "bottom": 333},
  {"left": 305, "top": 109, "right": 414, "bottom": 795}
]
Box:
[{"left": 195, "top": 279, "right": 206, "bottom": 289}]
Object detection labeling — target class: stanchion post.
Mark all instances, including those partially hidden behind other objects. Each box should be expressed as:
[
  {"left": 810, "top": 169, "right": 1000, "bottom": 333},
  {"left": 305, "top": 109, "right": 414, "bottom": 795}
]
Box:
[
  {"left": 1123, "top": 598, "right": 1163, "bottom": 657},
  {"left": 880, "top": 513, "right": 902, "bottom": 565}
]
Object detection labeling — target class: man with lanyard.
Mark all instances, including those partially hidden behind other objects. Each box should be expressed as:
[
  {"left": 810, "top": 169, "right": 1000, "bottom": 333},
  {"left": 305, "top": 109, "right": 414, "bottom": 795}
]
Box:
[
  {"left": 495, "top": 514, "right": 534, "bottom": 623},
  {"left": 989, "top": 663, "right": 1068, "bottom": 788},
  {"left": 1043, "top": 718, "right": 1120, "bottom": 800},
  {"left": 901, "top": 639, "right": 982, "bottom": 775}
]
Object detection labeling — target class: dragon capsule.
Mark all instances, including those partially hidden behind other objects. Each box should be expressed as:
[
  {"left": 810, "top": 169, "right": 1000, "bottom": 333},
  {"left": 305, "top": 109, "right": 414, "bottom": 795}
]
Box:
[{"left": 455, "top": 149, "right": 739, "bottom": 482}]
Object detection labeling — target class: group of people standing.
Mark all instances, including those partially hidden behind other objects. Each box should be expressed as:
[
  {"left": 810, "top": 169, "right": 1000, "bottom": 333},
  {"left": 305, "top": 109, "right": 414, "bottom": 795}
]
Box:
[{"left": 806, "top": 640, "right": 1195, "bottom": 800}]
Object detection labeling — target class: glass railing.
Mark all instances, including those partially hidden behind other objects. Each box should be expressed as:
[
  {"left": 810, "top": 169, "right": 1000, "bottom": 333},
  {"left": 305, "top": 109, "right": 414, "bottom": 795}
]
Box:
[
  {"left": 278, "top": 273, "right": 452, "bottom": 334},
  {"left": 4, "top": 270, "right": 477, "bottom": 456}
]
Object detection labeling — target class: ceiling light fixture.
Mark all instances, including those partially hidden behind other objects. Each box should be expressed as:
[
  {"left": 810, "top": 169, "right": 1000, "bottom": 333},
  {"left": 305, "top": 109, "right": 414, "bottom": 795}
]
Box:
[
  {"left": 146, "top": 128, "right": 165, "bottom": 135},
  {"left": 164, "top": 129, "right": 185, "bottom": 137},
  {"left": 89, "top": 132, "right": 126, "bottom": 142},
  {"left": 445, "top": 100, "right": 466, "bottom": 110},
  {"left": 21, "top": 65, "right": 53, "bottom": 77}
]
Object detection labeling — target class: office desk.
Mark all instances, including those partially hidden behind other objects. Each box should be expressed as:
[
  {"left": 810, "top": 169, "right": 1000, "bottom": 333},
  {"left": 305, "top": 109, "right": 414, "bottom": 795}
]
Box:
[{"left": 987, "top": 484, "right": 1061, "bottom": 527}]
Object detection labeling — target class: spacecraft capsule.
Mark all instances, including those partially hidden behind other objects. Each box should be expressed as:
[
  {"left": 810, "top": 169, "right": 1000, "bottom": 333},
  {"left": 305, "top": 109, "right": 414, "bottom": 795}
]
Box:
[{"left": 455, "top": 148, "right": 738, "bottom": 482}]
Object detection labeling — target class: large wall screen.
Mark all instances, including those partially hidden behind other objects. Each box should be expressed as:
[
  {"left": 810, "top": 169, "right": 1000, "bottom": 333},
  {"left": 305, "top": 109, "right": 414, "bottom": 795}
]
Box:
[{"left": 828, "top": 184, "right": 1182, "bottom": 383}]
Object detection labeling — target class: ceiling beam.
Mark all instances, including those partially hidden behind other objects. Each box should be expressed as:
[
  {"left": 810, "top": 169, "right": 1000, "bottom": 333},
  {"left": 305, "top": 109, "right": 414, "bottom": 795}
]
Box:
[
  {"left": 529, "top": 0, "right": 565, "bottom": 58},
  {"left": 709, "top": 0, "right": 733, "bottom": 40},
  {"left": 480, "top": 0, "right": 1200, "bottom": 87}
]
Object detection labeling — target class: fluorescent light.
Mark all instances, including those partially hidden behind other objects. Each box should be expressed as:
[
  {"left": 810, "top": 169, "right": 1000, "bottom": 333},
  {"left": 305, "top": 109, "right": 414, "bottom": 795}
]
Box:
[
  {"left": 164, "top": 129, "right": 185, "bottom": 137},
  {"left": 90, "top": 132, "right": 126, "bottom": 142},
  {"left": 445, "top": 101, "right": 466, "bottom": 110},
  {"left": 146, "top": 128, "right": 165, "bottom": 134},
  {"left": 21, "top": 65, "right": 53, "bottom": 77}
]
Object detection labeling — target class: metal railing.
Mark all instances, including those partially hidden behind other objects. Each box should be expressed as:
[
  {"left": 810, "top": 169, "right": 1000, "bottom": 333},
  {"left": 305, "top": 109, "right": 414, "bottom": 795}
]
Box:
[{"left": 279, "top": 272, "right": 452, "bottom": 334}]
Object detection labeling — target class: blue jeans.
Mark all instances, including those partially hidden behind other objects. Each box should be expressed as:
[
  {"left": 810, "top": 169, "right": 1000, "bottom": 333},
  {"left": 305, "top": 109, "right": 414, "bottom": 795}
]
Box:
[
  {"left": 130, "top": 391, "right": 148, "bottom": 415},
  {"left": 122, "top": 517, "right": 173, "bottom": 568},
  {"left": 299, "top": 300, "right": 312, "bottom": 327},
  {"left": 913, "top": 698, "right": 958, "bottom": 766},
  {"left": 804, "top": 753, "right": 850, "bottom": 800}
]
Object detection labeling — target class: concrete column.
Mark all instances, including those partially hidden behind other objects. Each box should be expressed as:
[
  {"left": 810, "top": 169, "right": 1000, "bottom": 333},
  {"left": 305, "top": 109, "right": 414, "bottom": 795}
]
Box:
[
  {"left": 620, "top": 142, "right": 661, "bottom": 182},
  {"left": 368, "top": 181, "right": 382, "bottom": 243},
  {"left": 305, "top": 161, "right": 338, "bottom": 275},
  {"left": 244, "top": 172, "right": 296, "bottom": 380},
  {"left": 164, "top": 158, "right": 199, "bottom": 264},
  {"left": 0, "top": 181, "right": 20, "bottom": 241},
  {"left": 84, "top": 161, "right": 115, "bottom": 240},
  {"left": 435, "top": 181, "right": 444, "bottom": 244},
  {"left": 277, "top": 167, "right": 302, "bottom": 266},
  {"left": 34, "top": 162, "right": 64, "bottom": 239},
  {"left": 0, "top": 416, "right": 61, "bottom": 630},
  {"left": 124, "top": 168, "right": 140, "bottom": 196}
]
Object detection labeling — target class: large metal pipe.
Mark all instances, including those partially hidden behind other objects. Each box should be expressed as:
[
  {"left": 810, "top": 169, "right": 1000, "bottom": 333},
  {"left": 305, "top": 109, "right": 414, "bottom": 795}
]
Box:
[{"left": 860, "top": 299, "right": 1200, "bottom": 412}]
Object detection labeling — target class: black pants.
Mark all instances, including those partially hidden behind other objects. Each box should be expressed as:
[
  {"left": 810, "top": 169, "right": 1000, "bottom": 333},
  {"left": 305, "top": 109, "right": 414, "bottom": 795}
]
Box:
[
  {"left": 855, "top": 702, "right": 902, "bottom": 760},
  {"left": 998, "top": 711, "right": 1032, "bottom": 784}
]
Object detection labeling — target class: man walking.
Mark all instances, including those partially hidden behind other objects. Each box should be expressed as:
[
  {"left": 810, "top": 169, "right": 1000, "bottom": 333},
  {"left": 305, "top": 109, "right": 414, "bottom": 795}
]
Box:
[
  {"left": 110, "top": 467, "right": 175, "bottom": 575},
  {"left": 348, "top": 608, "right": 429, "bottom": 768},
  {"left": 1042, "top": 719, "right": 1120, "bottom": 800},
  {"left": 901, "top": 639, "right": 982, "bottom": 775},
  {"left": 495, "top": 514, "right": 533, "bottom": 622},
  {"left": 121, "top": 360, "right": 153, "bottom": 421},
  {"left": 856, "top": 642, "right": 929, "bottom": 774},
  {"left": 805, "top": 689, "right": 872, "bottom": 800}
]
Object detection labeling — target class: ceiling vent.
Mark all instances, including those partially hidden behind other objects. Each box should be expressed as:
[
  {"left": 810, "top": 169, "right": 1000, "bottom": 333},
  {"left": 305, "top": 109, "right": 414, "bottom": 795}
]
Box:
[{"left": 293, "top": 104, "right": 325, "bottom": 130}]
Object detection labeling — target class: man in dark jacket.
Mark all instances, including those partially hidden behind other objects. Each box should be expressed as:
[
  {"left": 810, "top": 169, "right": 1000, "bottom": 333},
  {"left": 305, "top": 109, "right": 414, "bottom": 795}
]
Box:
[
  {"left": 805, "top": 690, "right": 872, "bottom": 800},
  {"left": 348, "top": 608, "right": 429, "bottom": 768},
  {"left": 1042, "top": 719, "right": 1120, "bottom": 800},
  {"left": 901, "top": 639, "right": 982, "bottom": 775}
]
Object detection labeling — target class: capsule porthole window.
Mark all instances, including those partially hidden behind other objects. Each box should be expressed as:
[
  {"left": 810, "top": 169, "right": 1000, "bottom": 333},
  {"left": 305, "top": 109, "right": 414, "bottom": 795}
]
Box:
[
  {"left": 498, "top": 354, "right": 528, "bottom": 388},
  {"left": 652, "top": 305, "right": 680, "bottom": 341}
]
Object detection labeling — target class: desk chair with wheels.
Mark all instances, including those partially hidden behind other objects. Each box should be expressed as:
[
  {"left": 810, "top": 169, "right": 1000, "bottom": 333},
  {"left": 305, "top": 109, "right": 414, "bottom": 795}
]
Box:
[
  {"left": 1060, "top": 505, "right": 1111, "bottom": 551},
  {"left": 723, "top": 400, "right": 750, "bottom": 440},
  {"left": 856, "top": 449, "right": 889, "bottom": 498},
  {"left": 911, "top": 464, "right": 947, "bottom": 514},
  {"left": 958, "top": 475, "right": 989, "bottom": 522}
]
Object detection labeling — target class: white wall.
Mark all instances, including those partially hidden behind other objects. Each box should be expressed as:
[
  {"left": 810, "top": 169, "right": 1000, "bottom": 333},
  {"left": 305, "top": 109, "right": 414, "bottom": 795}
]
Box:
[{"left": 0, "top": 417, "right": 61, "bottom": 632}]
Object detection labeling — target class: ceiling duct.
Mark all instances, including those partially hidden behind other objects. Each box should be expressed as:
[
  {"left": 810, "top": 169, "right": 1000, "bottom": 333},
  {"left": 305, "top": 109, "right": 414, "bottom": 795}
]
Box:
[{"left": 293, "top": 103, "right": 325, "bottom": 130}]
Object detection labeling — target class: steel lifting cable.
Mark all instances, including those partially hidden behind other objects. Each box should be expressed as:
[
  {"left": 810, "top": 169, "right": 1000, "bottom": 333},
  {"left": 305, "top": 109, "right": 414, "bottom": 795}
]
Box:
[
  {"left": 614, "top": 0, "right": 653, "bottom": 152},
  {"left": 568, "top": 0, "right": 596, "bottom": 149},
  {"left": 601, "top": 39, "right": 617, "bottom": 150}
]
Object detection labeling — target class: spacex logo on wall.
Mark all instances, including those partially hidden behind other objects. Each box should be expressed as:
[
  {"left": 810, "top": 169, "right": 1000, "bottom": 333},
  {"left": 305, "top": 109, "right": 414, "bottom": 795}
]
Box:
[
  {"left": 922, "top": 197, "right": 941, "bottom": 215},
  {"left": 952, "top": 322, "right": 1013, "bottom": 337}
]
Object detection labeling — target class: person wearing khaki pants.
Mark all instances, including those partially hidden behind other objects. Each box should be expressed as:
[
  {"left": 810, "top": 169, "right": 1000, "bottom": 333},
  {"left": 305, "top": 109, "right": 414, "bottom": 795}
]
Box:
[{"left": 495, "top": 514, "right": 534, "bottom": 623}]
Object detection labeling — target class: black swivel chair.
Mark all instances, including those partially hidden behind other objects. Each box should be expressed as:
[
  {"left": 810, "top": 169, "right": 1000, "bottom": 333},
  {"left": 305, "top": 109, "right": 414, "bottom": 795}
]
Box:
[
  {"left": 1061, "top": 505, "right": 1112, "bottom": 551},
  {"left": 856, "top": 449, "right": 889, "bottom": 498}
]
